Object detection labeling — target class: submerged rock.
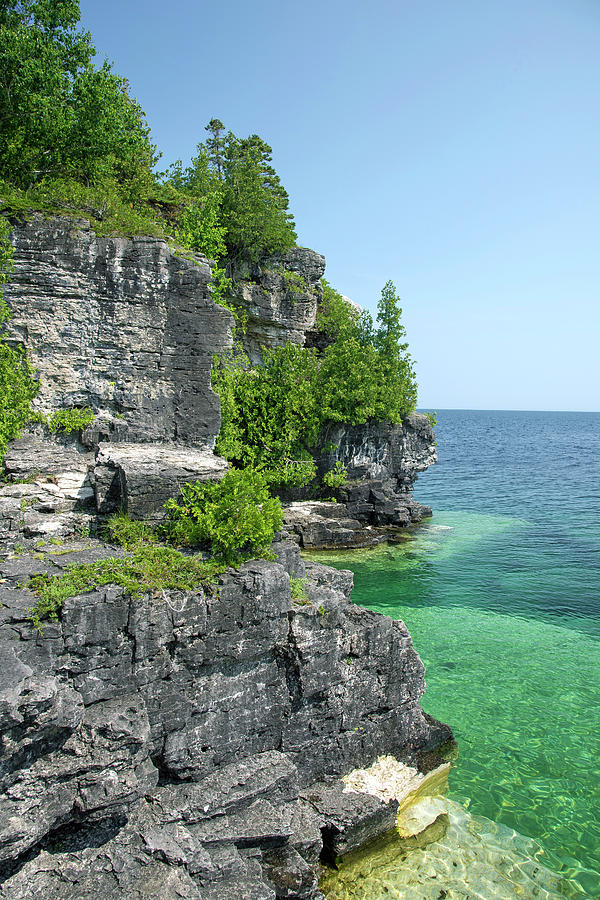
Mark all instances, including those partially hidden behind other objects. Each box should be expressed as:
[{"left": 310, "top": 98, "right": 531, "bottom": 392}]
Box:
[{"left": 319, "top": 798, "right": 583, "bottom": 899}]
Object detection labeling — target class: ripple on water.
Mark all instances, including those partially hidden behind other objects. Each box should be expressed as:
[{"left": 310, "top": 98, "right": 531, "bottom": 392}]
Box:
[
  {"left": 319, "top": 799, "right": 587, "bottom": 898},
  {"left": 305, "top": 509, "right": 600, "bottom": 896}
]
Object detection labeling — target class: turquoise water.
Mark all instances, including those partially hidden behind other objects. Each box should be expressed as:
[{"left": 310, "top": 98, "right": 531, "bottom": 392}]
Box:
[{"left": 309, "top": 409, "right": 600, "bottom": 897}]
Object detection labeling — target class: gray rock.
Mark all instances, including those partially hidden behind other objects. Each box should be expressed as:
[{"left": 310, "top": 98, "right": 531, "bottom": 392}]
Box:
[
  {"left": 301, "top": 779, "right": 399, "bottom": 859},
  {"left": 0, "top": 217, "right": 448, "bottom": 899},
  {"left": 3, "top": 216, "right": 233, "bottom": 446},
  {"left": 317, "top": 415, "right": 437, "bottom": 489},
  {"left": 93, "top": 441, "right": 229, "bottom": 517},
  {"left": 228, "top": 248, "right": 325, "bottom": 363}
]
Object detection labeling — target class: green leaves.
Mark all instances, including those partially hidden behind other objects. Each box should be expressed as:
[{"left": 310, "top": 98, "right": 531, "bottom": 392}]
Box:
[
  {"left": 0, "top": 0, "right": 157, "bottom": 192},
  {"left": 212, "top": 281, "right": 418, "bottom": 489},
  {"left": 213, "top": 344, "right": 321, "bottom": 487},
  {"left": 163, "top": 468, "right": 283, "bottom": 566},
  {"left": 163, "top": 122, "right": 297, "bottom": 265}
]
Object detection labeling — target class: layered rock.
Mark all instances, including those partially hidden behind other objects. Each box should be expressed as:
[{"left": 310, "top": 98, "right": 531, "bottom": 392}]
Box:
[
  {"left": 0, "top": 538, "right": 451, "bottom": 899},
  {"left": 228, "top": 247, "right": 325, "bottom": 363},
  {"left": 3, "top": 215, "right": 233, "bottom": 446},
  {"left": 0, "top": 214, "right": 451, "bottom": 898},
  {"left": 284, "top": 415, "right": 436, "bottom": 549}
]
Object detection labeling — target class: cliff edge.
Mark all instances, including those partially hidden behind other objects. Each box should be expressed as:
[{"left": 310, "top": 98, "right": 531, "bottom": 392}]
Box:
[{"left": 0, "top": 217, "right": 451, "bottom": 899}]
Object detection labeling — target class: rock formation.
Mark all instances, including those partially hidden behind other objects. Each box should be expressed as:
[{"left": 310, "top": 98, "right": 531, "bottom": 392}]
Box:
[
  {"left": 0, "top": 216, "right": 452, "bottom": 898},
  {"left": 284, "top": 417, "right": 436, "bottom": 549},
  {"left": 3, "top": 215, "right": 233, "bottom": 447},
  {"left": 228, "top": 247, "right": 325, "bottom": 363}
]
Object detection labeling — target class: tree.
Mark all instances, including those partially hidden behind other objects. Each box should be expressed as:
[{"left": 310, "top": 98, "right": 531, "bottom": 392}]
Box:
[
  {"left": 220, "top": 131, "right": 296, "bottom": 261},
  {"left": 0, "top": 0, "right": 157, "bottom": 193},
  {"left": 204, "top": 118, "right": 226, "bottom": 178},
  {"left": 164, "top": 122, "right": 297, "bottom": 263}
]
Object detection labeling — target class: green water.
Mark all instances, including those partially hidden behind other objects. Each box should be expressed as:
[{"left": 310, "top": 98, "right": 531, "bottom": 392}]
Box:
[{"left": 308, "top": 512, "right": 600, "bottom": 896}]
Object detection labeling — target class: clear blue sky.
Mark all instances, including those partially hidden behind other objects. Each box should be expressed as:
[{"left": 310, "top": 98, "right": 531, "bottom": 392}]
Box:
[{"left": 79, "top": 0, "right": 599, "bottom": 411}]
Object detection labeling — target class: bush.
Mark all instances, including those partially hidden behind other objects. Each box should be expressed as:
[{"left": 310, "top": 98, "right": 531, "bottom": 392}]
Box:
[
  {"left": 212, "top": 281, "right": 417, "bottom": 488},
  {"left": 322, "top": 461, "right": 348, "bottom": 489},
  {"left": 47, "top": 406, "right": 94, "bottom": 434},
  {"left": 213, "top": 344, "right": 321, "bottom": 487},
  {"left": 162, "top": 468, "right": 283, "bottom": 566},
  {"left": 103, "top": 511, "right": 157, "bottom": 550}
]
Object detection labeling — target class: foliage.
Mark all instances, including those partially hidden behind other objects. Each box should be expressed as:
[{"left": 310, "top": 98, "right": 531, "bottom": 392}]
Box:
[
  {"left": 213, "top": 344, "right": 320, "bottom": 487},
  {"left": 0, "top": 217, "right": 39, "bottom": 465},
  {"left": 162, "top": 468, "right": 283, "bottom": 566},
  {"left": 0, "top": 0, "right": 157, "bottom": 195},
  {"left": 322, "top": 461, "right": 348, "bottom": 489},
  {"left": 163, "top": 123, "right": 296, "bottom": 265},
  {"left": 316, "top": 280, "right": 417, "bottom": 424},
  {"left": 47, "top": 405, "right": 94, "bottom": 434},
  {"left": 290, "top": 575, "right": 309, "bottom": 602},
  {"left": 425, "top": 411, "right": 437, "bottom": 427},
  {"left": 316, "top": 279, "right": 361, "bottom": 338},
  {"left": 27, "top": 544, "right": 222, "bottom": 629},
  {"left": 103, "top": 511, "right": 157, "bottom": 550},
  {"left": 0, "top": 177, "right": 168, "bottom": 238},
  {"left": 281, "top": 269, "right": 308, "bottom": 293},
  {"left": 213, "top": 281, "right": 417, "bottom": 486}
]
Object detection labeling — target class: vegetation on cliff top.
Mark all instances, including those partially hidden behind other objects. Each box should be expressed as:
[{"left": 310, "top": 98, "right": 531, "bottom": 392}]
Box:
[
  {"left": 1, "top": 1, "right": 418, "bottom": 500},
  {"left": 213, "top": 280, "right": 417, "bottom": 488}
]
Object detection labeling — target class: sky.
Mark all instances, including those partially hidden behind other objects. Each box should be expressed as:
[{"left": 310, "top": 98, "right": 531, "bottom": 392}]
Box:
[{"left": 78, "top": 0, "right": 600, "bottom": 411}]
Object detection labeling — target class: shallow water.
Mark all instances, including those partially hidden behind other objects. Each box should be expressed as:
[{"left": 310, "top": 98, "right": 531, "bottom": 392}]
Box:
[{"left": 309, "top": 409, "right": 600, "bottom": 897}]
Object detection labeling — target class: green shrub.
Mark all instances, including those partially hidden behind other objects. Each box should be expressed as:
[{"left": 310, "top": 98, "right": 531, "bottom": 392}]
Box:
[
  {"left": 103, "top": 512, "right": 157, "bottom": 550},
  {"left": 213, "top": 344, "right": 321, "bottom": 487},
  {"left": 281, "top": 269, "right": 308, "bottom": 294},
  {"left": 322, "top": 461, "right": 348, "bottom": 489},
  {"left": 316, "top": 279, "right": 360, "bottom": 337},
  {"left": 27, "top": 545, "right": 222, "bottom": 629},
  {"left": 290, "top": 575, "right": 309, "bottom": 602},
  {"left": 162, "top": 468, "right": 283, "bottom": 566},
  {"left": 47, "top": 406, "right": 94, "bottom": 434},
  {"left": 212, "top": 281, "right": 417, "bottom": 488}
]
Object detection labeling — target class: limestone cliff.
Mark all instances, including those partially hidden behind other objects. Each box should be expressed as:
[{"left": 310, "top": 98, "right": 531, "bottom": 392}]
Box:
[
  {"left": 0, "top": 538, "right": 450, "bottom": 898},
  {"left": 228, "top": 247, "right": 325, "bottom": 364},
  {"left": 0, "top": 216, "right": 451, "bottom": 899},
  {"left": 3, "top": 215, "right": 232, "bottom": 447}
]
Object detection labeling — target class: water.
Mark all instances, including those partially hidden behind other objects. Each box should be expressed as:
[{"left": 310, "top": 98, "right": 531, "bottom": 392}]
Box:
[{"left": 309, "top": 409, "right": 600, "bottom": 897}]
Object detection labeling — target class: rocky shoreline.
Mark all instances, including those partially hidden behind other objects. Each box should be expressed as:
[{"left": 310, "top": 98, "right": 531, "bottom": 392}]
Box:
[
  {"left": 0, "top": 215, "right": 453, "bottom": 898},
  {"left": 0, "top": 527, "right": 452, "bottom": 898}
]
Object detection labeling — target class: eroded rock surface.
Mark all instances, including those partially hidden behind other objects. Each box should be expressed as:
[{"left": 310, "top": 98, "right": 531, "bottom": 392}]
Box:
[
  {"left": 284, "top": 415, "right": 436, "bottom": 549},
  {"left": 3, "top": 215, "right": 233, "bottom": 446},
  {"left": 0, "top": 539, "right": 451, "bottom": 898},
  {"left": 228, "top": 247, "right": 325, "bottom": 363}
]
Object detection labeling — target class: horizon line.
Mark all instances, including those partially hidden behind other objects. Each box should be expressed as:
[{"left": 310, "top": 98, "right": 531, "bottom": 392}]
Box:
[{"left": 417, "top": 407, "right": 600, "bottom": 414}]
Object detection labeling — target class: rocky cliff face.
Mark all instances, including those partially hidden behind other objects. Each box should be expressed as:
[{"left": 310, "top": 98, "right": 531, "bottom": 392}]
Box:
[
  {"left": 4, "top": 215, "right": 233, "bottom": 447},
  {"left": 284, "top": 416, "right": 437, "bottom": 549},
  {"left": 0, "top": 538, "right": 450, "bottom": 899},
  {"left": 0, "top": 216, "right": 451, "bottom": 898},
  {"left": 228, "top": 247, "right": 325, "bottom": 363}
]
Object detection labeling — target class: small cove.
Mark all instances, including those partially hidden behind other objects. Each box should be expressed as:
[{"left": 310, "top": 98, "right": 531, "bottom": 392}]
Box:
[{"left": 309, "top": 409, "right": 600, "bottom": 897}]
